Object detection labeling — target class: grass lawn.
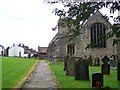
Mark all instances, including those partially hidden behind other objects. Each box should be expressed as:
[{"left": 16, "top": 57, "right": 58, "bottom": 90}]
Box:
[
  {"left": 2, "top": 56, "right": 38, "bottom": 88},
  {"left": 50, "top": 61, "right": 120, "bottom": 89}
]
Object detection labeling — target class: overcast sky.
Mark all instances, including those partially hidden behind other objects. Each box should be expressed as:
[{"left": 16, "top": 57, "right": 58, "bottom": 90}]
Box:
[{"left": 0, "top": 0, "right": 118, "bottom": 51}]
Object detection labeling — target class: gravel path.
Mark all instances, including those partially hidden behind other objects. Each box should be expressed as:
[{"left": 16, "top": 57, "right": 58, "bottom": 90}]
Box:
[{"left": 21, "top": 60, "right": 58, "bottom": 89}]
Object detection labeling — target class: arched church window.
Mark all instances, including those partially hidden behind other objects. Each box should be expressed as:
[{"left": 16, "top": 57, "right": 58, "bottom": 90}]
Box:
[{"left": 90, "top": 23, "right": 107, "bottom": 48}]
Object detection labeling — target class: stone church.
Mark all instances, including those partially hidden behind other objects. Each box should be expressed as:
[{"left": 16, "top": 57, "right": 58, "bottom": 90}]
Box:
[{"left": 47, "top": 10, "right": 119, "bottom": 60}]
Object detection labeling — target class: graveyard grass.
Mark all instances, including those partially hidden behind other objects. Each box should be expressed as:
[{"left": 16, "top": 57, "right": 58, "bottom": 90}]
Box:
[
  {"left": 2, "top": 57, "right": 38, "bottom": 88},
  {"left": 50, "top": 61, "right": 119, "bottom": 88}
]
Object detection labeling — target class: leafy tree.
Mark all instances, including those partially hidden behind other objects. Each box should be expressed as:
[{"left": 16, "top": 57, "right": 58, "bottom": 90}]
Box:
[{"left": 46, "top": 1, "right": 119, "bottom": 40}]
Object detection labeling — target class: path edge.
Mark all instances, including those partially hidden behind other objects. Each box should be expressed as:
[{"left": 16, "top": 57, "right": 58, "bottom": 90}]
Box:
[
  {"left": 48, "top": 61, "right": 61, "bottom": 88},
  {"left": 13, "top": 60, "right": 40, "bottom": 90}
]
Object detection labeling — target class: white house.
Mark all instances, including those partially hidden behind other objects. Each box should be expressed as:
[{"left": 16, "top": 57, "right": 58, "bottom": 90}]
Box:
[{"left": 9, "top": 45, "right": 24, "bottom": 57}]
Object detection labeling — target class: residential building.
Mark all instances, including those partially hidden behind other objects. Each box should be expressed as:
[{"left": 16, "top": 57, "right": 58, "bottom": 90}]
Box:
[
  {"left": 38, "top": 46, "right": 47, "bottom": 59},
  {"left": 9, "top": 44, "right": 24, "bottom": 57}
]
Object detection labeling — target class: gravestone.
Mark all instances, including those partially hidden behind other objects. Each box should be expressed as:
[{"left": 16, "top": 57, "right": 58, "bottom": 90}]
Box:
[
  {"left": 101, "top": 56, "right": 110, "bottom": 75},
  {"left": 117, "top": 61, "right": 120, "bottom": 81},
  {"left": 74, "top": 58, "right": 89, "bottom": 80},
  {"left": 115, "top": 55, "right": 119, "bottom": 67},
  {"left": 109, "top": 55, "right": 117, "bottom": 67},
  {"left": 94, "top": 57, "right": 100, "bottom": 66},
  {"left": 112, "top": 55, "right": 117, "bottom": 67},
  {"left": 49, "top": 56, "right": 53, "bottom": 62},
  {"left": 92, "top": 73, "right": 103, "bottom": 88},
  {"left": 51, "top": 56, "right": 57, "bottom": 63},
  {"left": 87, "top": 55, "right": 93, "bottom": 66},
  {"left": 65, "top": 56, "right": 75, "bottom": 76},
  {"left": 64, "top": 55, "right": 69, "bottom": 71},
  {"left": 74, "top": 58, "right": 81, "bottom": 80},
  {"left": 109, "top": 56, "right": 114, "bottom": 67}
]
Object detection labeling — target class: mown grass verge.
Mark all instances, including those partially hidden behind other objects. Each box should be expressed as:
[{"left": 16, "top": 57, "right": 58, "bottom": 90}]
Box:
[
  {"left": 2, "top": 57, "right": 38, "bottom": 88},
  {"left": 50, "top": 61, "right": 119, "bottom": 89}
]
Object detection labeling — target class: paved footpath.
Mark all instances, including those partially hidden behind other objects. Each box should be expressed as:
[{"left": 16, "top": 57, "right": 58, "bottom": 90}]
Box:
[{"left": 22, "top": 60, "right": 58, "bottom": 89}]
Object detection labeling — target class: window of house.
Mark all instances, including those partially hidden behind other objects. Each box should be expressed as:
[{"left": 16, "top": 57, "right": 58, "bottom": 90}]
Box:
[
  {"left": 90, "top": 23, "right": 107, "bottom": 48},
  {"left": 67, "top": 44, "right": 75, "bottom": 55}
]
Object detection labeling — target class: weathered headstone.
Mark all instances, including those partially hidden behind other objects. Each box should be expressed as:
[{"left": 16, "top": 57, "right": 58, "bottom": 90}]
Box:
[
  {"left": 112, "top": 55, "right": 117, "bottom": 67},
  {"left": 87, "top": 55, "right": 93, "bottom": 66},
  {"left": 48, "top": 55, "right": 53, "bottom": 62},
  {"left": 101, "top": 56, "right": 110, "bottom": 75},
  {"left": 117, "top": 61, "right": 120, "bottom": 81},
  {"left": 51, "top": 56, "right": 57, "bottom": 63},
  {"left": 74, "top": 58, "right": 81, "bottom": 80},
  {"left": 94, "top": 57, "right": 100, "bottom": 66},
  {"left": 74, "top": 58, "right": 89, "bottom": 80},
  {"left": 115, "top": 55, "right": 119, "bottom": 67},
  {"left": 109, "top": 56, "right": 114, "bottom": 67},
  {"left": 109, "top": 55, "right": 117, "bottom": 67},
  {"left": 65, "top": 56, "right": 75, "bottom": 76},
  {"left": 92, "top": 73, "right": 103, "bottom": 88},
  {"left": 63, "top": 55, "right": 69, "bottom": 71}
]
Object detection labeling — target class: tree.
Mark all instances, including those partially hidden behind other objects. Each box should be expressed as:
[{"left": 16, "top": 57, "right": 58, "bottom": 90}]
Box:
[
  {"left": 46, "top": 1, "right": 119, "bottom": 39},
  {"left": 45, "top": 1, "right": 120, "bottom": 57}
]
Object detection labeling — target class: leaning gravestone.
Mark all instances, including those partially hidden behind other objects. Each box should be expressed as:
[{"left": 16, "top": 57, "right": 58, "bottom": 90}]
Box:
[
  {"left": 117, "top": 61, "right": 120, "bottom": 81},
  {"left": 92, "top": 73, "right": 103, "bottom": 88},
  {"left": 94, "top": 57, "right": 100, "bottom": 66},
  {"left": 87, "top": 55, "right": 93, "bottom": 66},
  {"left": 101, "top": 56, "right": 110, "bottom": 75},
  {"left": 65, "top": 56, "right": 75, "bottom": 76},
  {"left": 74, "top": 57, "right": 89, "bottom": 80}
]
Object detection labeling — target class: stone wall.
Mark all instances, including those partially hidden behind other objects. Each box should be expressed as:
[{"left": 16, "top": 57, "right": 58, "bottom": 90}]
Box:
[{"left": 77, "top": 11, "right": 116, "bottom": 59}]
